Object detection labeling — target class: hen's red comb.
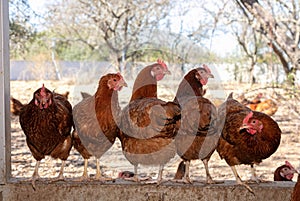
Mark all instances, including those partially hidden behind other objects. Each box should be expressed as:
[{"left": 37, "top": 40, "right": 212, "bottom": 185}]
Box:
[
  {"left": 41, "top": 84, "right": 46, "bottom": 96},
  {"left": 243, "top": 111, "right": 253, "bottom": 124},
  {"left": 157, "top": 59, "right": 168, "bottom": 70},
  {"left": 285, "top": 161, "right": 295, "bottom": 169},
  {"left": 203, "top": 64, "right": 211, "bottom": 74}
]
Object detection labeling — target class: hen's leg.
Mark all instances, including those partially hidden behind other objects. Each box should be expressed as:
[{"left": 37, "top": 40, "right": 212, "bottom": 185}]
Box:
[
  {"left": 202, "top": 159, "right": 223, "bottom": 184},
  {"left": 82, "top": 159, "right": 89, "bottom": 178},
  {"left": 95, "top": 158, "right": 101, "bottom": 179},
  {"left": 249, "top": 164, "right": 259, "bottom": 183},
  {"left": 50, "top": 160, "right": 66, "bottom": 182},
  {"left": 157, "top": 165, "right": 164, "bottom": 184},
  {"left": 249, "top": 164, "right": 267, "bottom": 183},
  {"left": 94, "top": 158, "right": 113, "bottom": 182},
  {"left": 230, "top": 166, "right": 254, "bottom": 194},
  {"left": 74, "top": 158, "right": 89, "bottom": 181},
  {"left": 31, "top": 160, "right": 41, "bottom": 190},
  {"left": 144, "top": 165, "right": 167, "bottom": 185},
  {"left": 172, "top": 161, "right": 192, "bottom": 184},
  {"left": 203, "top": 159, "right": 214, "bottom": 184},
  {"left": 184, "top": 161, "right": 192, "bottom": 183}
]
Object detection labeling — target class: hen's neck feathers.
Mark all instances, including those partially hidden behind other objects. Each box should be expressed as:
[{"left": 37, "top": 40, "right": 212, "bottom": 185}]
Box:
[
  {"left": 174, "top": 69, "right": 204, "bottom": 103},
  {"left": 95, "top": 79, "right": 119, "bottom": 111},
  {"left": 130, "top": 65, "right": 157, "bottom": 102}
]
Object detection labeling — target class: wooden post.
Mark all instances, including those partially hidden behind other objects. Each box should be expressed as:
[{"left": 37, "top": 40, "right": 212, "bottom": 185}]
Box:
[{"left": 0, "top": 0, "right": 11, "bottom": 184}]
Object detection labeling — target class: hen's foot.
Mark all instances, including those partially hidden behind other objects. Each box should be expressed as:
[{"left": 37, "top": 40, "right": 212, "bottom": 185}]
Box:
[
  {"left": 232, "top": 181, "right": 254, "bottom": 195},
  {"left": 247, "top": 176, "right": 268, "bottom": 184},
  {"left": 73, "top": 175, "right": 90, "bottom": 182},
  {"left": 49, "top": 174, "right": 65, "bottom": 183},
  {"left": 205, "top": 179, "right": 224, "bottom": 184},
  {"left": 171, "top": 178, "right": 192, "bottom": 184}
]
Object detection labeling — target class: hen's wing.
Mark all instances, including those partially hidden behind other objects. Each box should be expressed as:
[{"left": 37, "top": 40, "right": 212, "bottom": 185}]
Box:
[
  {"left": 120, "top": 98, "right": 180, "bottom": 139},
  {"left": 73, "top": 95, "right": 114, "bottom": 158},
  {"left": 180, "top": 96, "right": 217, "bottom": 137},
  {"left": 80, "top": 91, "right": 92, "bottom": 99}
]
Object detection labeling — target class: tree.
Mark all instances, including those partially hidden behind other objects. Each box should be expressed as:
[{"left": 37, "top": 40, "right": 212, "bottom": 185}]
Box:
[
  {"left": 9, "top": 0, "right": 37, "bottom": 59},
  {"left": 235, "top": 0, "right": 300, "bottom": 85},
  {"left": 46, "top": 0, "right": 173, "bottom": 72}
]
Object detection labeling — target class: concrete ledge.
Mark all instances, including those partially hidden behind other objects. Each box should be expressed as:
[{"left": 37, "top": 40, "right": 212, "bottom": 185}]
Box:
[{"left": 0, "top": 180, "right": 295, "bottom": 201}]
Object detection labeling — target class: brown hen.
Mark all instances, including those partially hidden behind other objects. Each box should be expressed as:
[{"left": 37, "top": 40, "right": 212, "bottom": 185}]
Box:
[
  {"left": 19, "top": 84, "right": 73, "bottom": 189},
  {"left": 173, "top": 65, "right": 218, "bottom": 184},
  {"left": 72, "top": 73, "right": 127, "bottom": 181},
  {"left": 274, "top": 161, "right": 298, "bottom": 181},
  {"left": 241, "top": 93, "right": 278, "bottom": 116},
  {"left": 118, "top": 59, "right": 181, "bottom": 184},
  {"left": 217, "top": 92, "right": 281, "bottom": 193}
]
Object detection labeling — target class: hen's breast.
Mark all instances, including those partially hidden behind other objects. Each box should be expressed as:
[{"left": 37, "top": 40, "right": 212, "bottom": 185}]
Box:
[
  {"left": 121, "top": 137, "right": 175, "bottom": 166},
  {"left": 119, "top": 98, "right": 180, "bottom": 165},
  {"left": 20, "top": 105, "right": 68, "bottom": 155},
  {"left": 175, "top": 96, "right": 219, "bottom": 161},
  {"left": 73, "top": 96, "right": 117, "bottom": 158}
]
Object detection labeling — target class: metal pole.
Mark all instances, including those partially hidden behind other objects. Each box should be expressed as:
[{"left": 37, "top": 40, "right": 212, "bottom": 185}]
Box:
[{"left": 0, "top": 0, "right": 11, "bottom": 184}]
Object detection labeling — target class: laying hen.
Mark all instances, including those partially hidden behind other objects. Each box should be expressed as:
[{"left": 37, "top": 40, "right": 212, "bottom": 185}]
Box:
[
  {"left": 118, "top": 59, "right": 181, "bottom": 184},
  {"left": 19, "top": 84, "right": 73, "bottom": 189},
  {"left": 217, "top": 92, "right": 281, "bottom": 192},
  {"left": 240, "top": 93, "right": 278, "bottom": 116},
  {"left": 72, "top": 73, "right": 127, "bottom": 181},
  {"left": 173, "top": 65, "right": 218, "bottom": 184},
  {"left": 274, "top": 161, "right": 298, "bottom": 181}
]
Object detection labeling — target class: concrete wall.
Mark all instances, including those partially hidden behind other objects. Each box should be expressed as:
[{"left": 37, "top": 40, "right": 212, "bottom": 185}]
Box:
[{"left": 0, "top": 180, "right": 295, "bottom": 201}]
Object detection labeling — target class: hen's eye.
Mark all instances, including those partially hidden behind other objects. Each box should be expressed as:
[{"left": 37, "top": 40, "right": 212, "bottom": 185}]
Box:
[
  {"left": 113, "top": 79, "right": 117, "bottom": 82},
  {"left": 252, "top": 120, "right": 256, "bottom": 123}
]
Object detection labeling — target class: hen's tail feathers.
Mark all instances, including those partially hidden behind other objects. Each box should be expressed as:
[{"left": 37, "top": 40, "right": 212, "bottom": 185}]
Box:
[
  {"left": 81, "top": 91, "right": 92, "bottom": 99},
  {"left": 227, "top": 92, "right": 234, "bottom": 100},
  {"left": 10, "top": 97, "right": 24, "bottom": 116}
]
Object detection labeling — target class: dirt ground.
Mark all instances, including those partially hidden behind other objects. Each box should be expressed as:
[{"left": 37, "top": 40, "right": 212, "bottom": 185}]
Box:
[{"left": 9, "top": 78, "right": 300, "bottom": 183}]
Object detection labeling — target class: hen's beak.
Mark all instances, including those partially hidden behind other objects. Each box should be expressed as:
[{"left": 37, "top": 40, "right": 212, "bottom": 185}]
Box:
[
  {"left": 291, "top": 168, "right": 299, "bottom": 174},
  {"left": 119, "top": 79, "right": 128, "bottom": 87},
  {"left": 239, "top": 124, "right": 249, "bottom": 131},
  {"left": 207, "top": 73, "right": 214, "bottom": 78}
]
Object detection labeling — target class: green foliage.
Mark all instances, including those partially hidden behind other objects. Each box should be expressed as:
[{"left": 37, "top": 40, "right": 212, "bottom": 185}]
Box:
[{"left": 9, "top": 0, "right": 38, "bottom": 59}]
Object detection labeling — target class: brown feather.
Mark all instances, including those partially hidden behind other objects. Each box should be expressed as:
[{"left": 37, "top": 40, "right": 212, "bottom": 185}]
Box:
[
  {"left": 217, "top": 93, "right": 281, "bottom": 167},
  {"left": 174, "top": 68, "right": 206, "bottom": 104},
  {"left": 19, "top": 86, "right": 73, "bottom": 162},
  {"left": 173, "top": 66, "right": 217, "bottom": 182},
  {"left": 11, "top": 97, "right": 24, "bottom": 115},
  {"left": 118, "top": 61, "right": 180, "bottom": 177},
  {"left": 73, "top": 73, "right": 124, "bottom": 159},
  {"left": 130, "top": 64, "right": 158, "bottom": 102}
]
